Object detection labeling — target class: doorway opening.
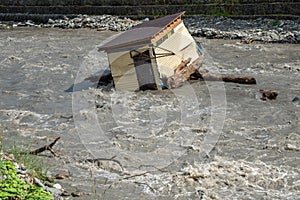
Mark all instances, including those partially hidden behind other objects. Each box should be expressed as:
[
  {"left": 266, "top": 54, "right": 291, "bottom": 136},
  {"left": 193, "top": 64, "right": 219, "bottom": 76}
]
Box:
[{"left": 131, "top": 50, "right": 157, "bottom": 90}]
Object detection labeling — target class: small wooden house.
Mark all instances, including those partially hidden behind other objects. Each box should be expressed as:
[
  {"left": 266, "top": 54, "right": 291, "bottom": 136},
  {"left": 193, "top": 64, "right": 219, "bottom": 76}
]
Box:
[{"left": 99, "top": 12, "right": 204, "bottom": 91}]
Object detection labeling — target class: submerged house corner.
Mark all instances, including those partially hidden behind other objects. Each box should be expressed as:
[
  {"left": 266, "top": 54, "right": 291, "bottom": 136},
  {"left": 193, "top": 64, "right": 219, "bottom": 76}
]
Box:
[{"left": 98, "top": 12, "right": 204, "bottom": 91}]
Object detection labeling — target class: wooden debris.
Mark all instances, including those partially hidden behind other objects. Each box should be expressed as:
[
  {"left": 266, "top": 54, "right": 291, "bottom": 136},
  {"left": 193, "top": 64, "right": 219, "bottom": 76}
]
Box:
[
  {"left": 241, "top": 39, "right": 253, "bottom": 44},
  {"left": 174, "top": 58, "right": 194, "bottom": 78},
  {"left": 30, "top": 137, "right": 61, "bottom": 156},
  {"left": 57, "top": 115, "right": 73, "bottom": 119},
  {"left": 123, "top": 171, "right": 149, "bottom": 180},
  {"left": 167, "top": 58, "right": 195, "bottom": 89},
  {"left": 71, "top": 191, "right": 85, "bottom": 197},
  {"left": 85, "top": 156, "right": 124, "bottom": 171},
  {"left": 167, "top": 73, "right": 188, "bottom": 89},
  {"left": 222, "top": 75, "right": 256, "bottom": 84},
  {"left": 201, "top": 73, "right": 257, "bottom": 84},
  {"left": 167, "top": 58, "right": 257, "bottom": 89},
  {"left": 259, "top": 89, "right": 278, "bottom": 101},
  {"left": 54, "top": 173, "right": 69, "bottom": 180},
  {"left": 2, "top": 153, "right": 17, "bottom": 162},
  {"left": 61, "top": 191, "right": 71, "bottom": 197}
]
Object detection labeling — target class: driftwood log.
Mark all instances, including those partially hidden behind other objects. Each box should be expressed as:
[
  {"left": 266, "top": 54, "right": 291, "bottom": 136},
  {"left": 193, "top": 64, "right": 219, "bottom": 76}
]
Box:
[
  {"left": 30, "top": 136, "right": 61, "bottom": 156},
  {"left": 200, "top": 73, "right": 257, "bottom": 84},
  {"left": 167, "top": 57, "right": 257, "bottom": 89}
]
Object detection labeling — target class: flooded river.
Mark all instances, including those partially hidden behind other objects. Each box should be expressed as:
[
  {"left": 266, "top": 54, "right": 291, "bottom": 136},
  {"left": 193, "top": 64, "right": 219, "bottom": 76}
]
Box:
[{"left": 0, "top": 28, "right": 299, "bottom": 199}]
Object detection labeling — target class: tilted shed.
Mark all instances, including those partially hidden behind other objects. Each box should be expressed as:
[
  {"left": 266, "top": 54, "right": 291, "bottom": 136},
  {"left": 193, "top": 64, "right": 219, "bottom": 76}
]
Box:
[{"left": 99, "top": 12, "right": 204, "bottom": 91}]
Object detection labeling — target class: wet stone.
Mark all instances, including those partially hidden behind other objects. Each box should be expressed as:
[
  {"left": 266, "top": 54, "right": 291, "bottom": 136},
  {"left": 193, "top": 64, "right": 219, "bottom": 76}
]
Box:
[
  {"left": 53, "top": 183, "right": 62, "bottom": 190},
  {"left": 71, "top": 191, "right": 85, "bottom": 197},
  {"left": 292, "top": 97, "right": 300, "bottom": 103}
]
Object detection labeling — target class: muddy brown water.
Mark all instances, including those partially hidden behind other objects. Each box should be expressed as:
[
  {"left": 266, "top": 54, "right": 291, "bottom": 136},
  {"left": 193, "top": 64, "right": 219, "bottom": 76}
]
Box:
[{"left": 0, "top": 28, "right": 299, "bottom": 199}]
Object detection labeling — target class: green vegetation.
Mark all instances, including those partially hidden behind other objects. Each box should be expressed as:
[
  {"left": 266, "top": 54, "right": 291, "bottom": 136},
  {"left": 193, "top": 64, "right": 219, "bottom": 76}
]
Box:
[
  {"left": 0, "top": 124, "right": 53, "bottom": 200},
  {"left": 271, "top": 18, "right": 280, "bottom": 26},
  {"left": 1, "top": 124, "right": 48, "bottom": 181},
  {"left": 211, "top": 6, "right": 231, "bottom": 16},
  {"left": 0, "top": 160, "right": 53, "bottom": 200},
  {"left": 0, "top": 124, "right": 4, "bottom": 151},
  {"left": 8, "top": 145, "right": 49, "bottom": 181}
]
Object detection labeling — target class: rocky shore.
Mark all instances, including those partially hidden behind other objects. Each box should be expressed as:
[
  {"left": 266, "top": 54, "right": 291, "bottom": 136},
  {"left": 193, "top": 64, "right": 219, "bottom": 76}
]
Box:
[
  {"left": 186, "top": 16, "right": 300, "bottom": 43},
  {"left": 0, "top": 14, "right": 299, "bottom": 43},
  {"left": 0, "top": 15, "right": 139, "bottom": 31}
]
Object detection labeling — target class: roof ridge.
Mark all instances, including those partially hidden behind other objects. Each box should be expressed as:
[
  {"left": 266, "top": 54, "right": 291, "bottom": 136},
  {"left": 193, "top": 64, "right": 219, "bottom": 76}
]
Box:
[
  {"left": 133, "top": 12, "right": 185, "bottom": 30},
  {"left": 99, "top": 12, "right": 185, "bottom": 51}
]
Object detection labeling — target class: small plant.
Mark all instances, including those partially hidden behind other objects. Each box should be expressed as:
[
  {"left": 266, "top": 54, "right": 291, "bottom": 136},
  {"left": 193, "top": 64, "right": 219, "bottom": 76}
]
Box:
[
  {"left": 272, "top": 18, "right": 280, "bottom": 27},
  {"left": 0, "top": 123, "right": 53, "bottom": 199},
  {"left": 7, "top": 145, "right": 48, "bottom": 181},
  {"left": 211, "top": 6, "right": 231, "bottom": 16},
  {"left": 0, "top": 123, "right": 5, "bottom": 152},
  {"left": 0, "top": 160, "right": 54, "bottom": 200}
]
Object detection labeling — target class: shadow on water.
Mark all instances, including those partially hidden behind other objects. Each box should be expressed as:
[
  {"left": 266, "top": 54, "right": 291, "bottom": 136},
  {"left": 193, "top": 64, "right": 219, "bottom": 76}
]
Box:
[{"left": 65, "top": 69, "right": 113, "bottom": 92}]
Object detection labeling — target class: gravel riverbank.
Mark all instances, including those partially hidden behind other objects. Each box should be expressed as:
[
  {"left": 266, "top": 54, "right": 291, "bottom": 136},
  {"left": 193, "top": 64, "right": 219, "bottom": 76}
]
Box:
[{"left": 0, "top": 14, "right": 299, "bottom": 43}]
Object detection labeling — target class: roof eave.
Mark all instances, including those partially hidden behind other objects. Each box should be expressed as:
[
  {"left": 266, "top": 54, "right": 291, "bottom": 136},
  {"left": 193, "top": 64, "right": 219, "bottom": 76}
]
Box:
[{"left": 99, "top": 37, "right": 153, "bottom": 52}]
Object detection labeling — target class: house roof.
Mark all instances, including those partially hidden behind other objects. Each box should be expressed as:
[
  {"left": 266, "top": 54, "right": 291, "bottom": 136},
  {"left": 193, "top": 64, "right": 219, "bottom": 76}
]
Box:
[
  {"left": 98, "top": 12, "right": 185, "bottom": 52},
  {"left": 132, "top": 12, "right": 184, "bottom": 29}
]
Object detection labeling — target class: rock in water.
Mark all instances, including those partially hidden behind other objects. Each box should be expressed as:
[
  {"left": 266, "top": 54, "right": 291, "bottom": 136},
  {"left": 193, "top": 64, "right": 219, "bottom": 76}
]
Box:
[
  {"left": 292, "top": 97, "right": 299, "bottom": 103},
  {"left": 259, "top": 89, "right": 279, "bottom": 101},
  {"left": 53, "top": 183, "right": 62, "bottom": 190}
]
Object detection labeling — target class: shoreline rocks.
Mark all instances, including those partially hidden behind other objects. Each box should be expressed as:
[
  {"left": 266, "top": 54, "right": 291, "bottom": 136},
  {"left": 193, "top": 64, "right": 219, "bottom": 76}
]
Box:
[
  {"left": 185, "top": 16, "right": 300, "bottom": 43},
  {"left": 0, "top": 14, "right": 299, "bottom": 43},
  {"left": 0, "top": 14, "right": 140, "bottom": 32}
]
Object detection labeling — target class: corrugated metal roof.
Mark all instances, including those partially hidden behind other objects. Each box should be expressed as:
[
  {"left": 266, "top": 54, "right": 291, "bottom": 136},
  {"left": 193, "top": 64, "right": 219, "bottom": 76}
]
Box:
[{"left": 98, "top": 12, "right": 185, "bottom": 52}]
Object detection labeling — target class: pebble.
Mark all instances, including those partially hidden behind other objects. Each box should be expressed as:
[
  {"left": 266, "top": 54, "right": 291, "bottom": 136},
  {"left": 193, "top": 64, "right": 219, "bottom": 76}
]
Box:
[
  {"left": 46, "top": 186, "right": 63, "bottom": 196},
  {"left": 53, "top": 183, "right": 62, "bottom": 190},
  {"left": 34, "top": 177, "right": 46, "bottom": 188},
  {"left": 0, "top": 15, "right": 299, "bottom": 43},
  {"left": 285, "top": 143, "right": 300, "bottom": 151}
]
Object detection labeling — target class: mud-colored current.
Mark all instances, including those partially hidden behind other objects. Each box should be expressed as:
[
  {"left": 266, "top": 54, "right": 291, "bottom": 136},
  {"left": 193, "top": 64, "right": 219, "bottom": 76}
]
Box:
[{"left": 0, "top": 28, "right": 299, "bottom": 199}]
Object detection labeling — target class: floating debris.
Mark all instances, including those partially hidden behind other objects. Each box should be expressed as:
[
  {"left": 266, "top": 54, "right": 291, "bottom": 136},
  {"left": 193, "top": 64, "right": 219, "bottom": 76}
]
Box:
[{"left": 259, "top": 89, "right": 279, "bottom": 101}]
